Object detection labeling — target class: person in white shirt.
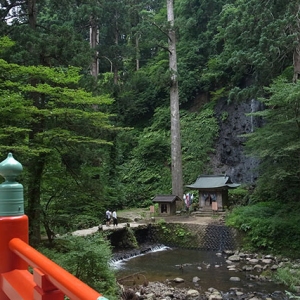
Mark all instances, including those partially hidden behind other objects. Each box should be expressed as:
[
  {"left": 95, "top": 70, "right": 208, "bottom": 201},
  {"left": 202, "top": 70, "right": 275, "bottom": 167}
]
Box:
[
  {"left": 106, "top": 210, "right": 111, "bottom": 226},
  {"left": 112, "top": 210, "right": 118, "bottom": 226}
]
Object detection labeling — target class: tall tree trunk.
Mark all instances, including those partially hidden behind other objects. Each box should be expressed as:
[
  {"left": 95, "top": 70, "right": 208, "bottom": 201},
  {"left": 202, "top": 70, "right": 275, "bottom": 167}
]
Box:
[
  {"left": 136, "top": 34, "right": 140, "bottom": 71},
  {"left": 90, "top": 15, "right": 99, "bottom": 78},
  {"left": 28, "top": 0, "right": 37, "bottom": 29},
  {"left": 293, "top": 45, "right": 300, "bottom": 83},
  {"left": 27, "top": 0, "right": 45, "bottom": 246},
  {"left": 27, "top": 86, "right": 46, "bottom": 246},
  {"left": 114, "top": 11, "right": 119, "bottom": 84},
  {"left": 293, "top": 4, "right": 300, "bottom": 83},
  {"left": 27, "top": 154, "right": 46, "bottom": 246},
  {"left": 167, "top": 0, "right": 183, "bottom": 207}
]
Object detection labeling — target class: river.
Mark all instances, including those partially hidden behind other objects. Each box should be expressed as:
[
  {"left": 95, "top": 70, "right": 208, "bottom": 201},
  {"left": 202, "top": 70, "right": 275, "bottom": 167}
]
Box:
[{"left": 112, "top": 247, "right": 288, "bottom": 296}]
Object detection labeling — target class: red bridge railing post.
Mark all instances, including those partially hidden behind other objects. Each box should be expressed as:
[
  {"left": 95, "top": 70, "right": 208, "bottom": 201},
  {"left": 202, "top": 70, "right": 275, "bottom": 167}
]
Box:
[{"left": 0, "top": 153, "right": 28, "bottom": 300}]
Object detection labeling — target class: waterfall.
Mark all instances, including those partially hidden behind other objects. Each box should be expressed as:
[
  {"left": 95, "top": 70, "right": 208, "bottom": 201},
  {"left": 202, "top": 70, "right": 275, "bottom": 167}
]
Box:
[{"left": 110, "top": 244, "right": 170, "bottom": 268}]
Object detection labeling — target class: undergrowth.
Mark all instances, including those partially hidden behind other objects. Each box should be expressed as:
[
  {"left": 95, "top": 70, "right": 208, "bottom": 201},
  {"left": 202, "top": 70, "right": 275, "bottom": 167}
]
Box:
[
  {"left": 273, "top": 265, "right": 300, "bottom": 292},
  {"left": 39, "top": 233, "right": 119, "bottom": 299},
  {"left": 226, "top": 201, "right": 300, "bottom": 258}
]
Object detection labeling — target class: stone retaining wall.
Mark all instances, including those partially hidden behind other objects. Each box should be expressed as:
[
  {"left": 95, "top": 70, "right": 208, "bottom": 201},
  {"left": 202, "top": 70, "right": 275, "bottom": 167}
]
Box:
[
  {"left": 108, "top": 223, "right": 239, "bottom": 261},
  {"left": 109, "top": 223, "right": 240, "bottom": 251},
  {"left": 147, "top": 223, "right": 239, "bottom": 251}
]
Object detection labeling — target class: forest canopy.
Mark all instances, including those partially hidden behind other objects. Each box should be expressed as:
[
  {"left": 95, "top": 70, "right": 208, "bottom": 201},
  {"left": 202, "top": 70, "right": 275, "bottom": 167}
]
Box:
[{"left": 0, "top": 0, "right": 299, "bottom": 250}]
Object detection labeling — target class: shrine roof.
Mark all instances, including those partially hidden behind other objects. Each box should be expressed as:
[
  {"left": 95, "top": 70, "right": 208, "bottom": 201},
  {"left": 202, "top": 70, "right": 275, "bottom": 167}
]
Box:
[
  {"left": 186, "top": 175, "right": 240, "bottom": 190},
  {"left": 152, "top": 195, "right": 181, "bottom": 203}
]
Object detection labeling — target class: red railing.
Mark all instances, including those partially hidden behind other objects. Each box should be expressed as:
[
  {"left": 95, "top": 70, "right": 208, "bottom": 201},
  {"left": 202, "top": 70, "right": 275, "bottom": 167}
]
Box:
[
  {"left": 1, "top": 237, "right": 106, "bottom": 300},
  {"left": 0, "top": 154, "right": 107, "bottom": 300}
]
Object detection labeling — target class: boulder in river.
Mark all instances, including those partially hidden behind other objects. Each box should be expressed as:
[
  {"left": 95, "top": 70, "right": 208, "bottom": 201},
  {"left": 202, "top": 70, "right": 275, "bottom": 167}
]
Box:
[
  {"left": 228, "top": 255, "right": 240, "bottom": 262},
  {"left": 173, "top": 277, "right": 185, "bottom": 283},
  {"left": 186, "top": 289, "right": 200, "bottom": 299},
  {"left": 230, "top": 276, "right": 241, "bottom": 282}
]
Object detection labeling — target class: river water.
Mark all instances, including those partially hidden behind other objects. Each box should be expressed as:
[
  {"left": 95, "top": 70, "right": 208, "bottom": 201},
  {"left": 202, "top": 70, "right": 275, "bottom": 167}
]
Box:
[{"left": 112, "top": 247, "right": 288, "bottom": 296}]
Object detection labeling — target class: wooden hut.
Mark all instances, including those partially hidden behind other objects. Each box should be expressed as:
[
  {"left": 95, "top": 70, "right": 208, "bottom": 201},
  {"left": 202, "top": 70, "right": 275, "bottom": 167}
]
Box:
[
  {"left": 152, "top": 195, "right": 181, "bottom": 216},
  {"left": 186, "top": 175, "right": 240, "bottom": 211}
]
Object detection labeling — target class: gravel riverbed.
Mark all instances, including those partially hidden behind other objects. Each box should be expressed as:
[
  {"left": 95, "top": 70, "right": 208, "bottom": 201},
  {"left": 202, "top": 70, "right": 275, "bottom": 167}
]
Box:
[{"left": 120, "top": 281, "right": 290, "bottom": 300}]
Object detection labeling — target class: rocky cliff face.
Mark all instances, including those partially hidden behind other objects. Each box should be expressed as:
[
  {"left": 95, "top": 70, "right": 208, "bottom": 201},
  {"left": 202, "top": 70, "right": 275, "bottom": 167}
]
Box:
[{"left": 210, "top": 99, "right": 264, "bottom": 184}]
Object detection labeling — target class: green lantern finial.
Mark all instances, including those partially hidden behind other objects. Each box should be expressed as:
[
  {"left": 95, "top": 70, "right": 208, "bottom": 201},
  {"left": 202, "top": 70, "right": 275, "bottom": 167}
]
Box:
[
  {"left": 0, "top": 153, "right": 23, "bottom": 182},
  {"left": 0, "top": 153, "right": 24, "bottom": 216}
]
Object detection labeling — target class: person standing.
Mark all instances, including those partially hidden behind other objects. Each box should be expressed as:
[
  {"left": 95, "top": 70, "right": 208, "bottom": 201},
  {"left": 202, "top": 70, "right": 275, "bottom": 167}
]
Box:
[
  {"left": 106, "top": 209, "right": 111, "bottom": 226},
  {"left": 112, "top": 210, "right": 118, "bottom": 226}
]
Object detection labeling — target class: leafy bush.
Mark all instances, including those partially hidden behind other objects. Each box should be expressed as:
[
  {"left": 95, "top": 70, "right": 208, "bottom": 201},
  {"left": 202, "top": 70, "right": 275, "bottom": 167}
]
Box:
[
  {"left": 39, "top": 233, "right": 119, "bottom": 299},
  {"left": 155, "top": 223, "right": 193, "bottom": 247},
  {"left": 71, "top": 215, "right": 100, "bottom": 229},
  {"left": 47, "top": 214, "right": 100, "bottom": 236},
  {"left": 274, "top": 265, "right": 300, "bottom": 292},
  {"left": 228, "top": 185, "right": 251, "bottom": 207},
  {"left": 226, "top": 202, "right": 300, "bottom": 257}
]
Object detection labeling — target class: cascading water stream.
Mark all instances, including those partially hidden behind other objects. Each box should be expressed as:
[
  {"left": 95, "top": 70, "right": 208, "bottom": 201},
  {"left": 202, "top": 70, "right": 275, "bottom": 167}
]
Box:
[{"left": 110, "top": 244, "right": 169, "bottom": 266}]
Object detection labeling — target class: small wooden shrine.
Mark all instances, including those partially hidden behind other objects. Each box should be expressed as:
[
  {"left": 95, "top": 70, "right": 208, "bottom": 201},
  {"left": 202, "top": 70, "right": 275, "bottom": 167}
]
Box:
[
  {"left": 152, "top": 195, "right": 181, "bottom": 216},
  {"left": 186, "top": 175, "right": 240, "bottom": 211}
]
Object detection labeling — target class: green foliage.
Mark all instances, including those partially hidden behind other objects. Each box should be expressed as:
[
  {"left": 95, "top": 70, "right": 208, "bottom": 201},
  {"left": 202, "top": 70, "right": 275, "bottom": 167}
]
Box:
[
  {"left": 228, "top": 185, "right": 252, "bottom": 207},
  {"left": 211, "top": 88, "right": 228, "bottom": 102},
  {"left": 181, "top": 107, "right": 219, "bottom": 184},
  {"left": 120, "top": 108, "right": 172, "bottom": 207},
  {"left": 0, "top": 41, "right": 114, "bottom": 158},
  {"left": 157, "top": 218, "right": 167, "bottom": 224},
  {"left": 119, "top": 105, "right": 218, "bottom": 206},
  {"left": 284, "top": 291, "right": 300, "bottom": 300},
  {"left": 0, "top": 36, "right": 15, "bottom": 53},
  {"left": 175, "top": 0, "right": 229, "bottom": 99},
  {"left": 245, "top": 77, "right": 300, "bottom": 203},
  {"left": 113, "top": 70, "right": 166, "bottom": 126},
  {"left": 0, "top": 38, "right": 118, "bottom": 244},
  {"left": 206, "top": 0, "right": 296, "bottom": 99},
  {"left": 1, "top": 0, "right": 299, "bottom": 262},
  {"left": 39, "top": 145, "right": 112, "bottom": 242},
  {"left": 155, "top": 223, "right": 193, "bottom": 247},
  {"left": 39, "top": 234, "right": 119, "bottom": 299},
  {"left": 118, "top": 227, "right": 139, "bottom": 249},
  {"left": 220, "top": 111, "right": 229, "bottom": 122},
  {"left": 226, "top": 202, "right": 300, "bottom": 257},
  {"left": 274, "top": 265, "right": 300, "bottom": 292},
  {"left": 134, "top": 131, "right": 170, "bottom": 162}
]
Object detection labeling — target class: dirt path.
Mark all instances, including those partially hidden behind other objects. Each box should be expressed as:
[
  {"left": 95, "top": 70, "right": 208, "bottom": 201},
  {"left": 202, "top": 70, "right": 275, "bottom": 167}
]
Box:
[
  {"left": 117, "top": 209, "right": 225, "bottom": 228},
  {"left": 117, "top": 208, "right": 220, "bottom": 225},
  {"left": 72, "top": 209, "right": 221, "bottom": 237}
]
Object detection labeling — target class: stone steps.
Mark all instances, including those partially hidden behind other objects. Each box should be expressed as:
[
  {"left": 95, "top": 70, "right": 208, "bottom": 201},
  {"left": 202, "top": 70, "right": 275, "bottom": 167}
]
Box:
[{"left": 191, "top": 210, "right": 226, "bottom": 218}]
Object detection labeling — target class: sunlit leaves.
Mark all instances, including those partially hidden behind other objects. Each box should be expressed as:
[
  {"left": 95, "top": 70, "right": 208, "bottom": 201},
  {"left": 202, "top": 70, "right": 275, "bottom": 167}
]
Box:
[{"left": 0, "top": 38, "right": 115, "bottom": 159}]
